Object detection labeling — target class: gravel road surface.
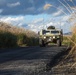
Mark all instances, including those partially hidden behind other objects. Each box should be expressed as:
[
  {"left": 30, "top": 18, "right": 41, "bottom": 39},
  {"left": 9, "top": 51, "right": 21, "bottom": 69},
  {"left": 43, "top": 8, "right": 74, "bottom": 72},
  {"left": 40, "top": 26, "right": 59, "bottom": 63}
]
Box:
[{"left": 0, "top": 46, "right": 66, "bottom": 75}]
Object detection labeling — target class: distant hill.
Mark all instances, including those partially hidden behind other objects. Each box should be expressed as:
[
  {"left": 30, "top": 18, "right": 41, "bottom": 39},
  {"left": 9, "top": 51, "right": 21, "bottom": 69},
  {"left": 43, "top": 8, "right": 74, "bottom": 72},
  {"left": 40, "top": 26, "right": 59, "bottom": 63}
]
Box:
[{"left": 64, "top": 32, "right": 72, "bottom": 35}]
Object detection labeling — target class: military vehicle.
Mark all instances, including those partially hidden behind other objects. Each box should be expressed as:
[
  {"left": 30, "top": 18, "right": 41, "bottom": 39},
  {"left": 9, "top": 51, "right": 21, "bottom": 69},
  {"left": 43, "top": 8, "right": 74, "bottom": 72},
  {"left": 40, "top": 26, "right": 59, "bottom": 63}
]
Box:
[{"left": 38, "top": 26, "right": 63, "bottom": 47}]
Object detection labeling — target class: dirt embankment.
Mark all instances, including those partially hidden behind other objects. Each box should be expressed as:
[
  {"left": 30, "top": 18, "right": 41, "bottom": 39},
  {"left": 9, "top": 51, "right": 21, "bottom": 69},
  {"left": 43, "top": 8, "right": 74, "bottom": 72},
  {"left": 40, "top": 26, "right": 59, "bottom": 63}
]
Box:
[{"left": 46, "top": 45, "right": 76, "bottom": 75}]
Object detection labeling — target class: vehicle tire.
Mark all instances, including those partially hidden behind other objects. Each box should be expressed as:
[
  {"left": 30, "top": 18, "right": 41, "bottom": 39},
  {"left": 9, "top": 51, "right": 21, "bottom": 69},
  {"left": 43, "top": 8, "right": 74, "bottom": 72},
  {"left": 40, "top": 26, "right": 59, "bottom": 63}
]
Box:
[
  {"left": 39, "top": 39, "right": 45, "bottom": 47},
  {"left": 57, "top": 39, "right": 61, "bottom": 47}
]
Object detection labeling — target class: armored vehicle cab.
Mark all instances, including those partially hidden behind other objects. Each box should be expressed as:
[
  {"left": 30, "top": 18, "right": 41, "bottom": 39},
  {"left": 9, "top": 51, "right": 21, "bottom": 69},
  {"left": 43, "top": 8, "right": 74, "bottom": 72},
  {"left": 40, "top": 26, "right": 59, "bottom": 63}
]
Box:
[{"left": 39, "top": 26, "right": 63, "bottom": 47}]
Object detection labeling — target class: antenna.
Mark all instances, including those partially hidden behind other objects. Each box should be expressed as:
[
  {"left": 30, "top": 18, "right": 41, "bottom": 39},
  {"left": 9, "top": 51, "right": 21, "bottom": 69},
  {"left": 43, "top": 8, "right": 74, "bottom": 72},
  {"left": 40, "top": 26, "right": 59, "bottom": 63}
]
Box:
[
  {"left": 60, "top": 20, "right": 61, "bottom": 29},
  {"left": 42, "top": 19, "right": 44, "bottom": 29}
]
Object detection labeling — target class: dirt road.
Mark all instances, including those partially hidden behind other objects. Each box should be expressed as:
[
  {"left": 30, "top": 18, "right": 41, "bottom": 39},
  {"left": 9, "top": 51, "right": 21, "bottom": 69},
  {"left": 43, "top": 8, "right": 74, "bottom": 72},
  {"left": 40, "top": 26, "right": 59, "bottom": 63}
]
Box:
[{"left": 0, "top": 46, "right": 66, "bottom": 75}]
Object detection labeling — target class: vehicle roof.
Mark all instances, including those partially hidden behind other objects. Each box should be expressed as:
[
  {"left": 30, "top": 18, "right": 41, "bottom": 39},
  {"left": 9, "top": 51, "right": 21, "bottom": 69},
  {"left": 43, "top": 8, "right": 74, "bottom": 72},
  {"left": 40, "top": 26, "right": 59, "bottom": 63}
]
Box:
[{"left": 46, "top": 29, "right": 62, "bottom": 31}]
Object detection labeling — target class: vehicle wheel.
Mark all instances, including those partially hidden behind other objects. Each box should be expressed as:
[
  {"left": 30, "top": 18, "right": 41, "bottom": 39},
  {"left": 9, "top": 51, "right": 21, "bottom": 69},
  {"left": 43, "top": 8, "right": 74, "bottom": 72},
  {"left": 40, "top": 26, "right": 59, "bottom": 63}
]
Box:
[
  {"left": 57, "top": 39, "right": 61, "bottom": 47},
  {"left": 39, "top": 39, "right": 45, "bottom": 47}
]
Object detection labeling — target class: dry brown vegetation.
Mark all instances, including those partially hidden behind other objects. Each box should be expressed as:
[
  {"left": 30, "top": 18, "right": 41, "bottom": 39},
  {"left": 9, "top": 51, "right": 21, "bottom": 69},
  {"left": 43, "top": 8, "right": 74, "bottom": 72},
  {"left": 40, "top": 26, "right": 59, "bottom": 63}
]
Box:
[
  {"left": 46, "top": 24, "right": 76, "bottom": 74},
  {"left": 51, "top": 25, "right": 76, "bottom": 74},
  {"left": 0, "top": 22, "right": 38, "bottom": 37},
  {"left": 65, "top": 24, "right": 76, "bottom": 58},
  {"left": 0, "top": 22, "right": 38, "bottom": 48}
]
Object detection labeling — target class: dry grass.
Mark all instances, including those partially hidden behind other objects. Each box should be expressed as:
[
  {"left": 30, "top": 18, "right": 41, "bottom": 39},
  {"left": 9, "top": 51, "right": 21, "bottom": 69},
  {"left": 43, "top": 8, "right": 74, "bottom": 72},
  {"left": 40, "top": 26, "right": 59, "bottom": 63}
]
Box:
[
  {"left": 67, "top": 24, "right": 76, "bottom": 55},
  {"left": 45, "top": 24, "right": 76, "bottom": 74},
  {"left": 0, "top": 22, "right": 39, "bottom": 48},
  {"left": 57, "top": 25, "right": 76, "bottom": 73},
  {"left": 0, "top": 22, "right": 38, "bottom": 38}
]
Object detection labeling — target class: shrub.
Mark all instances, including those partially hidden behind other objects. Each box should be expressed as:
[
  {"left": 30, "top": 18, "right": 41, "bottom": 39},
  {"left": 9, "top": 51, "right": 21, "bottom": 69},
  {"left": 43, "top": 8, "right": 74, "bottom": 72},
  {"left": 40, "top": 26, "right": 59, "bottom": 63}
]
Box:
[
  {"left": 63, "top": 36, "right": 71, "bottom": 46},
  {"left": 0, "top": 31, "right": 17, "bottom": 48},
  {"left": 71, "top": 26, "right": 76, "bottom": 46},
  {"left": 26, "top": 37, "right": 39, "bottom": 46},
  {"left": 17, "top": 33, "right": 27, "bottom": 45},
  {"left": 0, "top": 22, "right": 39, "bottom": 48},
  {"left": 64, "top": 25, "right": 76, "bottom": 59}
]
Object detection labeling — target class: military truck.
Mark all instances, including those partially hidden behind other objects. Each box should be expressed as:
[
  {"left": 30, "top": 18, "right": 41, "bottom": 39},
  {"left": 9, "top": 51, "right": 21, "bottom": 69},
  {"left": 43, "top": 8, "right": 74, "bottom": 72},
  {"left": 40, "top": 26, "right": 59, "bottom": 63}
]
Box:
[{"left": 38, "top": 26, "right": 63, "bottom": 47}]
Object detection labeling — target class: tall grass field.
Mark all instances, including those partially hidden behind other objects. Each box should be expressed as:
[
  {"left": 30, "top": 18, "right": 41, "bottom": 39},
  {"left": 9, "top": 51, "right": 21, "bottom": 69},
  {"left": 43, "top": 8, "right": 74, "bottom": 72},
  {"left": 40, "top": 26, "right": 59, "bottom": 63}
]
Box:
[{"left": 0, "top": 22, "right": 39, "bottom": 48}]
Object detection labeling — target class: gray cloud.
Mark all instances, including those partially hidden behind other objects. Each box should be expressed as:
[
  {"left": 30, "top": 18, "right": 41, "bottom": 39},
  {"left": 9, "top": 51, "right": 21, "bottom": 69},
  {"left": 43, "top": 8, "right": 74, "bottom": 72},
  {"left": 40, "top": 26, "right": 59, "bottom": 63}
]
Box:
[
  {"left": 7, "top": 2, "right": 20, "bottom": 7},
  {"left": 0, "top": 0, "right": 75, "bottom": 15},
  {"left": 0, "top": 9, "right": 3, "bottom": 13}
]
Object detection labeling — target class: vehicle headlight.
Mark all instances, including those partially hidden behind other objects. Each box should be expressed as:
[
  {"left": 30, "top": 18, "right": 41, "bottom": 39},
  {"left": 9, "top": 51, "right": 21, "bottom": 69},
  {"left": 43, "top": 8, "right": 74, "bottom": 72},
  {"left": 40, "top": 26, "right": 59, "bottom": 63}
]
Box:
[
  {"left": 57, "top": 36, "right": 59, "bottom": 38},
  {"left": 53, "top": 36, "right": 55, "bottom": 38},
  {"left": 44, "top": 36, "right": 46, "bottom": 39}
]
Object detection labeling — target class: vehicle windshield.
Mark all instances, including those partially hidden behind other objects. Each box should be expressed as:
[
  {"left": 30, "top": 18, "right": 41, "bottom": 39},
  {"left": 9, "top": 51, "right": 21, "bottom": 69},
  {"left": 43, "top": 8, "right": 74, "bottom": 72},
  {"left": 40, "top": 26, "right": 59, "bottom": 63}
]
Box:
[
  {"left": 51, "top": 31, "right": 59, "bottom": 34},
  {"left": 43, "top": 31, "right": 50, "bottom": 34},
  {"left": 43, "top": 30, "right": 59, "bottom": 34}
]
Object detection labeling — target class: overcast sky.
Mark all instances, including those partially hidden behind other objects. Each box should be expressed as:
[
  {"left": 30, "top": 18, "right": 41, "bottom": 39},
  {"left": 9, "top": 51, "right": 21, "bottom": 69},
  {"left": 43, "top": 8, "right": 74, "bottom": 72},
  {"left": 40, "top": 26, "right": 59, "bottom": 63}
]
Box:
[{"left": 0, "top": 0, "right": 76, "bottom": 33}]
